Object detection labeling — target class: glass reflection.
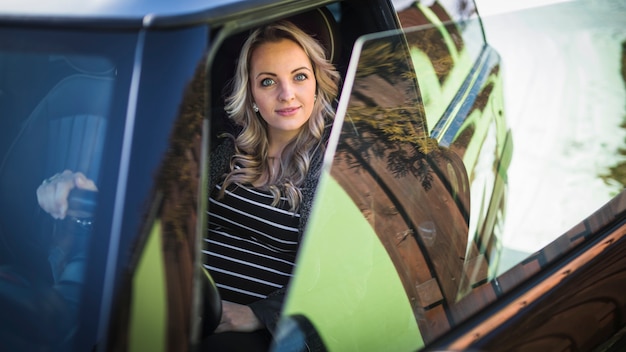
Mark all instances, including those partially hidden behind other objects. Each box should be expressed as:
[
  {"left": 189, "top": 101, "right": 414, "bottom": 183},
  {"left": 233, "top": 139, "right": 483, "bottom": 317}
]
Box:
[{"left": 330, "top": 30, "right": 475, "bottom": 342}]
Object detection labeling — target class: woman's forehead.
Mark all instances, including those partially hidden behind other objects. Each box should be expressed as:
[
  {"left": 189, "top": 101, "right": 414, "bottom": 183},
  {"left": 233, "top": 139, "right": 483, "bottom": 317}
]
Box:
[{"left": 250, "top": 39, "right": 311, "bottom": 74}]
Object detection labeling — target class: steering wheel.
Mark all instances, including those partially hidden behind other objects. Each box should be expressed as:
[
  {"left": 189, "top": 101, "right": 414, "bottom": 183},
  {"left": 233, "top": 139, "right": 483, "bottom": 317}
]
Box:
[{"left": 67, "top": 188, "right": 98, "bottom": 219}]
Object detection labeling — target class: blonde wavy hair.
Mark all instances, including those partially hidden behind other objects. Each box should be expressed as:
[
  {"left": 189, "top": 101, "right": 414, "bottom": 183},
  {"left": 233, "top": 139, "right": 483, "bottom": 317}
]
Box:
[{"left": 221, "top": 20, "right": 340, "bottom": 211}]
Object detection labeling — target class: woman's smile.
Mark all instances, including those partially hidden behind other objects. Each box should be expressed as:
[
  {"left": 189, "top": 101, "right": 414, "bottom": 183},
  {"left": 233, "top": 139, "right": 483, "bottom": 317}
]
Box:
[{"left": 276, "top": 106, "right": 301, "bottom": 116}]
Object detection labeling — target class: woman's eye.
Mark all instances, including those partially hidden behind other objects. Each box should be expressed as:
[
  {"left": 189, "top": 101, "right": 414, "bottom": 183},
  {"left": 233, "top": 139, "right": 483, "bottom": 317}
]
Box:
[
  {"left": 261, "top": 78, "right": 275, "bottom": 87},
  {"left": 294, "top": 73, "right": 308, "bottom": 81}
]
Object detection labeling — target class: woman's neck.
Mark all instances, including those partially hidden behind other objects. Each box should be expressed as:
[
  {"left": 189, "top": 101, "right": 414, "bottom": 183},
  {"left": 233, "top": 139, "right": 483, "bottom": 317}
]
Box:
[
  {"left": 267, "top": 139, "right": 288, "bottom": 160},
  {"left": 267, "top": 128, "right": 300, "bottom": 158}
]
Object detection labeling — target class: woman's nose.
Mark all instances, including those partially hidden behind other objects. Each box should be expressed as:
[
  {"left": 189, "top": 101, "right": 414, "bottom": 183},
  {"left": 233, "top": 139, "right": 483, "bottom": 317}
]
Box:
[{"left": 278, "top": 82, "right": 295, "bottom": 102}]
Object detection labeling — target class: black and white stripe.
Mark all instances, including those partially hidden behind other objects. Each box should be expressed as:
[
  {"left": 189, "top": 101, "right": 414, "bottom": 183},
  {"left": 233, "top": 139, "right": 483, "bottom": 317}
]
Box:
[{"left": 204, "top": 182, "right": 301, "bottom": 304}]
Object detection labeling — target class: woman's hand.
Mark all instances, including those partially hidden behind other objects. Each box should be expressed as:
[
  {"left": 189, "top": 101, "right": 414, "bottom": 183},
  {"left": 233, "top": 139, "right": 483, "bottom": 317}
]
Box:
[
  {"left": 214, "top": 301, "right": 263, "bottom": 333},
  {"left": 36, "top": 170, "right": 98, "bottom": 220}
]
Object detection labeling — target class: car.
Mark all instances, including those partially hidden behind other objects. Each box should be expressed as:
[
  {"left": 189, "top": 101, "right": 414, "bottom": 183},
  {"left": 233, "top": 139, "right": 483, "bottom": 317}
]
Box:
[{"left": 0, "top": 0, "right": 522, "bottom": 351}]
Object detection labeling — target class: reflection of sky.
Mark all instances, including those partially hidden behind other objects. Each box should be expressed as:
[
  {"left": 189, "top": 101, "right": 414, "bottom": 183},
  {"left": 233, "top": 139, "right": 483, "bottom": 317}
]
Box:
[
  {"left": 1, "top": 0, "right": 115, "bottom": 14},
  {"left": 0, "top": 0, "right": 245, "bottom": 18}
]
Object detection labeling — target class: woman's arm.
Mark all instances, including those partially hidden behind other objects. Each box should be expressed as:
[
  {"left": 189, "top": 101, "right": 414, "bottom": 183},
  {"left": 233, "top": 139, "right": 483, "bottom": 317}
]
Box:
[
  {"left": 214, "top": 289, "right": 286, "bottom": 334},
  {"left": 248, "top": 288, "right": 286, "bottom": 333},
  {"left": 215, "top": 301, "right": 263, "bottom": 333}
]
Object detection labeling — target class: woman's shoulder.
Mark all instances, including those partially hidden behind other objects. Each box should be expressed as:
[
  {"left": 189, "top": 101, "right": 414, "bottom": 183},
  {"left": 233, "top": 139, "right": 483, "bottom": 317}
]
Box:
[
  {"left": 209, "top": 136, "right": 236, "bottom": 180},
  {"left": 212, "top": 135, "right": 236, "bottom": 157}
]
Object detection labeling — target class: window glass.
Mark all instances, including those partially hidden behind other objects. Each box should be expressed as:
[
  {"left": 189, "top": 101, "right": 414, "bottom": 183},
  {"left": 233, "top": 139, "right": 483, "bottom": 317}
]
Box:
[
  {"left": 0, "top": 27, "right": 134, "bottom": 350},
  {"left": 332, "top": 30, "right": 474, "bottom": 342},
  {"left": 392, "top": 0, "right": 484, "bottom": 131},
  {"left": 394, "top": 0, "right": 510, "bottom": 301}
]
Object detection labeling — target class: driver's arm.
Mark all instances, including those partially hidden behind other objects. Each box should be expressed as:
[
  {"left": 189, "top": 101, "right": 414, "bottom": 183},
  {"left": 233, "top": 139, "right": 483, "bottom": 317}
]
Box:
[{"left": 37, "top": 170, "right": 98, "bottom": 308}]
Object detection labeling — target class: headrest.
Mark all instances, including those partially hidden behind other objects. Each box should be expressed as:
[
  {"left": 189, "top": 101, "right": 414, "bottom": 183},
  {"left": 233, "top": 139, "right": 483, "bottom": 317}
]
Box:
[{"left": 285, "top": 7, "right": 340, "bottom": 64}]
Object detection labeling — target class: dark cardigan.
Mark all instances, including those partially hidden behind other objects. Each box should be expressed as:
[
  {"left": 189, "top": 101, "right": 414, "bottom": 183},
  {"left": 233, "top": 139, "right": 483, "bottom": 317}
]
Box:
[{"left": 207, "top": 132, "right": 328, "bottom": 333}]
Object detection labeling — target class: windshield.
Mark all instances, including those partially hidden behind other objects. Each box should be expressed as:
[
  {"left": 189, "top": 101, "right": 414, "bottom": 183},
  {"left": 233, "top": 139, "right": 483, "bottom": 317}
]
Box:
[{"left": 0, "top": 27, "right": 135, "bottom": 350}]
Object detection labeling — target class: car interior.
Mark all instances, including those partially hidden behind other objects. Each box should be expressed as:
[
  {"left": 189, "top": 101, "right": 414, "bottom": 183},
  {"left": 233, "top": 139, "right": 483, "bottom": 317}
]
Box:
[
  {"left": 0, "top": 51, "right": 116, "bottom": 348},
  {"left": 0, "top": 54, "right": 114, "bottom": 256},
  {"left": 202, "top": 3, "right": 350, "bottom": 336}
]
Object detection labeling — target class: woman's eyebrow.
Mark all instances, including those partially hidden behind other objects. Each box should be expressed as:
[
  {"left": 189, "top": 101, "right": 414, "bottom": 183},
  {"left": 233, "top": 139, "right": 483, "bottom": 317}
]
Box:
[
  {"left": 291, "top": 66, "right": 312, "bottom": 73},
  {"left": 256, "top": 72, "right": 276, "bottom": 78},
  {"left": 255, "top": 66, "right": 312, "bottom": 79}
]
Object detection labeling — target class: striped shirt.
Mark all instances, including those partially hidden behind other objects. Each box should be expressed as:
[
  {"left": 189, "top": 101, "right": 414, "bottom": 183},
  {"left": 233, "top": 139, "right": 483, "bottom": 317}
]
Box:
[{"left": 204, "top": 182, "right": 301, "bottom": 304}]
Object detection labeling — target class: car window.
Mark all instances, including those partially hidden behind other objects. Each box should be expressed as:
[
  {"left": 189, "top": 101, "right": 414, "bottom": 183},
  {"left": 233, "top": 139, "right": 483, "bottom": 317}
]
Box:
[
  {"left": 0, "top": 27, "right": 135, "bottom": 351},
  {"left": 390, "top": 4, "right": 509, "bottom": 286}
]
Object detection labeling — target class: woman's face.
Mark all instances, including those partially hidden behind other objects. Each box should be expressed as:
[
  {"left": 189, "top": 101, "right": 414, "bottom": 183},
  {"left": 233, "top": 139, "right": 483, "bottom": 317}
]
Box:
[{"left": 249, "top": 38, "right": 317, "bottom": 144}]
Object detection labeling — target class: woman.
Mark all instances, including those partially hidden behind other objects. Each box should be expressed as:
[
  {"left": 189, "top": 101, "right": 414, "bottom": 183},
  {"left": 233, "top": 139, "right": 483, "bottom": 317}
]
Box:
[
  {"left": 203, "top": 20, "right": 339, "bottom": 348},
  {"left": 37, "top": 20, "right": 340, "bottom": 349}
]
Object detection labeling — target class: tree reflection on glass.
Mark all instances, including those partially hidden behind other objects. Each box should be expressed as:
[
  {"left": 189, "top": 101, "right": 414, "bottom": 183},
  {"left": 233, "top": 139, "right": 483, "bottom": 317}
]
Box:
[
  {"left": 330, "top": 32, "right": 472, "bottom": 342},
  {"left": 335, "top": 34, "right": 442, "bottom": 191}
]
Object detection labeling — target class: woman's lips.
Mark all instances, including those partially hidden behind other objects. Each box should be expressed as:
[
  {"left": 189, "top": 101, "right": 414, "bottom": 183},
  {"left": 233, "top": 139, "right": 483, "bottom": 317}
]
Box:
[{"left": 276, "top": 106, "right": 301, "bottom": 116}]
